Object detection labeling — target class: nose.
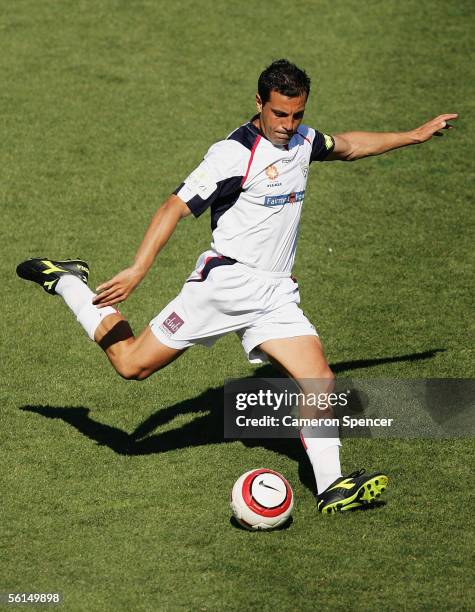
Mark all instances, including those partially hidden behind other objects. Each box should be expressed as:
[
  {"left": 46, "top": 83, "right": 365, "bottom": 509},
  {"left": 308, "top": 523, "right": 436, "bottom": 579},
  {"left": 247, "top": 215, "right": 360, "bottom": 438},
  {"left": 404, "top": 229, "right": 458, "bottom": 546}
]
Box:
[{"left": 282, "top": 117, "right": 293, "bottom": 133}]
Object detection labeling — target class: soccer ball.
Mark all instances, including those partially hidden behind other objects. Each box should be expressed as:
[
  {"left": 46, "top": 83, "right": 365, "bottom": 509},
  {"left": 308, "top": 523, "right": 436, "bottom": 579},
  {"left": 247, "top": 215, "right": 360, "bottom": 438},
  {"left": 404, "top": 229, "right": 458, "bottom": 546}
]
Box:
[{"left": 230, "top": 468, "right": 294, "bottom": 530}]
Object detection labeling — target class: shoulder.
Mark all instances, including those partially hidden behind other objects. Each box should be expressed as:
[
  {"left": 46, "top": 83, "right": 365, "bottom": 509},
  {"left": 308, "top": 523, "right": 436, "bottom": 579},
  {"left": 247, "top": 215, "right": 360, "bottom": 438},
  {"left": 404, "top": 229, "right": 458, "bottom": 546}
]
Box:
[
  {"left": 203, "top": 123, "right": 260, "bottom": 175},
  {"left": 297, "top": 125, "right": 335, "bottom": 162},
  {"left": 295, "top": 125, "right": 330, "bottom": 146},
  {"left": 227, "top": 122, "right": 261, "bottom": 151},
  {"left": 295, "top": 124, "right": 314, "bottom": 145}
]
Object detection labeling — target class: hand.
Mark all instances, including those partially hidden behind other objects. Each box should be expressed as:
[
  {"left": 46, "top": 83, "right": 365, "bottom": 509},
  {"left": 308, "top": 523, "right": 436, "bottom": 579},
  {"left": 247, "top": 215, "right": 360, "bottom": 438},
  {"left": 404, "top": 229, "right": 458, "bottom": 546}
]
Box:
[
  {"left": 93, "top": 266, "right": 145, "bottom": 308},
  {"left": 411, "top": 113, "right": 458, "bottom": 143}
]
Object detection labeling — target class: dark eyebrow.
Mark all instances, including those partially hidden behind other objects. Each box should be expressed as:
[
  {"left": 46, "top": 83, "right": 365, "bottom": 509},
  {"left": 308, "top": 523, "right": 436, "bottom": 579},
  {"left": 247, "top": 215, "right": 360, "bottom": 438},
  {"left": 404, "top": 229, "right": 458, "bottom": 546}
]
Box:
[{"left": 271, "top": 108, "right": 305, "bottom": 116}]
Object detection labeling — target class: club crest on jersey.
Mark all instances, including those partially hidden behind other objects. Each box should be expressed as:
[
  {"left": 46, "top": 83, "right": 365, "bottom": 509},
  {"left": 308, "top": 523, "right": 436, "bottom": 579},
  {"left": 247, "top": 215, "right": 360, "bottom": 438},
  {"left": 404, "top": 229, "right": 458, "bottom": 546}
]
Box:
[
  {"left": 300, "top": 161, "right": 309, "bottom": 178},
  {"left": 264, "top": 190, "right": 305, "bottom": 206},
  {"left": 265, "top": 164, "right": 279, "bottom": 180},
  {"left": 160, "top": 311, "right": 184, "bottom": 336}
]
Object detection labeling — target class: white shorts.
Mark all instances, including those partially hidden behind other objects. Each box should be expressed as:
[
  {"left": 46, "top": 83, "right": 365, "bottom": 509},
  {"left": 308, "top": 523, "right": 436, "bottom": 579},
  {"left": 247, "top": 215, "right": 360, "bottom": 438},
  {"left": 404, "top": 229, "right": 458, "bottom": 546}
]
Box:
[{"left": 149, "top": 250, "right": 318, "bottom": 363}]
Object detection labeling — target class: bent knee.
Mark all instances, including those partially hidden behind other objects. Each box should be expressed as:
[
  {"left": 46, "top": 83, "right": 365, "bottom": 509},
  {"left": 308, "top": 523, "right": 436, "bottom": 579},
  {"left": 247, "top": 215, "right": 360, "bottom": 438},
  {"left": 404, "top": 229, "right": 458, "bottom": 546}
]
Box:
[
  {"left": 302, "top": 366, "right": 334, "bottom": 382},
  {"left": 115, "top": 360, "right": 151, "bottom": 381},
  {"left": 319, "top": 367, "right": 334, "bottom": 382},
  {"left": 319, "top": 368, "right": 335, "bottom": 392}
]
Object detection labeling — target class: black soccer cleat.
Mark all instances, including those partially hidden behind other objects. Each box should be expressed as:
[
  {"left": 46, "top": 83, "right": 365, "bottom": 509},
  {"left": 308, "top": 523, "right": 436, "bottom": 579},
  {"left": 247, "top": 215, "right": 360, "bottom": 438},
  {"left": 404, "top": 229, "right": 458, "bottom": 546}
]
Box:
[
  {"left": 16, "top": 258, "right": 90, "bottom": 295},
  {"left": 316, "top": 469, "right": 389, "bottom": 514}
]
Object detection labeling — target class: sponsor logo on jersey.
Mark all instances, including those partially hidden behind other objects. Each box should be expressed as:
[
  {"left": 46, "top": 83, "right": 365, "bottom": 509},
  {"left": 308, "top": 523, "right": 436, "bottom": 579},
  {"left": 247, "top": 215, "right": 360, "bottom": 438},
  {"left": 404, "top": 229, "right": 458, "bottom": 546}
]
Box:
[
  {"left": 160, "top": 311, "right": 184, "bottom": 336},
  {"left": 265, "top": 164, "right": 279, "bottom": 180},
  {"left": 264, "top": 190, "right": 305, "bottom": 206}
]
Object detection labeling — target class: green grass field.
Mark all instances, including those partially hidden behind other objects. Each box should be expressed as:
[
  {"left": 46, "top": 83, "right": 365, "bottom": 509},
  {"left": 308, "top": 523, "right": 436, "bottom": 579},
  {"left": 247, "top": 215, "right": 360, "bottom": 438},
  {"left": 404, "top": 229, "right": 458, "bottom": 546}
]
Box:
[{"left": 1, "top": 0, "right": 474, "bottom": 610}]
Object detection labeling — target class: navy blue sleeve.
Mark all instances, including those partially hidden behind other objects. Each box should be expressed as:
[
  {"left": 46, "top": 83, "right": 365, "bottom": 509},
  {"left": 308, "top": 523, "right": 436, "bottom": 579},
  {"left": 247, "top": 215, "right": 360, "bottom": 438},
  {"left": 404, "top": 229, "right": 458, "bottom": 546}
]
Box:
[
  {"left": 174, "top": 176, "right": 242, "bottom": 218},
  {"left": 173, "top": 139, "right": 249, "bottom": 218},
  {"left": 310, "top": 130, "right": 335, "bottom": 162}
]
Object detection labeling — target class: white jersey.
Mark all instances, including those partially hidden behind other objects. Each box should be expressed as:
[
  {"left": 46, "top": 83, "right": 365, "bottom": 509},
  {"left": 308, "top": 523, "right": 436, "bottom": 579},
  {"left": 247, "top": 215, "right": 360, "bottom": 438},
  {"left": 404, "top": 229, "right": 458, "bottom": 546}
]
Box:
[{"left": 175, "top": 119, "right": 334, "bottom": 273}]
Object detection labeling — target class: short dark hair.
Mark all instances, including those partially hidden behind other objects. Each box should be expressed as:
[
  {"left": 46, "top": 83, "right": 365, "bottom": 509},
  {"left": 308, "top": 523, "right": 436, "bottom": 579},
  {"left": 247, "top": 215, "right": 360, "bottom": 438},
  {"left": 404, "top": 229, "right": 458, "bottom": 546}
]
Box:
[{"left": 258, "top": 59, "right": 311, "bottom": 104}]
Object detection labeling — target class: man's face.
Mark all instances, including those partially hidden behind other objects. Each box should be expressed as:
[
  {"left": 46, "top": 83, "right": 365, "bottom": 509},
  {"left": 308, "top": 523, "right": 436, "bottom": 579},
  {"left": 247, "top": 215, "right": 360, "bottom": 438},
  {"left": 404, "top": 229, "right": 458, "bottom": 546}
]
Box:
[{"left": 256, "top": 90, "right": 307, "bottom": 146}]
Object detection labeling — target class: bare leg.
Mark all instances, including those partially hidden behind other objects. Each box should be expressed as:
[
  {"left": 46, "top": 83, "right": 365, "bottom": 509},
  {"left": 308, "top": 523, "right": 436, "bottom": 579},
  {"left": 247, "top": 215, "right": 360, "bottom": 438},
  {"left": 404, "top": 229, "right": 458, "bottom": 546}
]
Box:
[
  {"left": 258, "top": 335, "right": 341, "bottom": 493},
  {"left": 94, "top": 313, "right": 186, "bottom": 380},
  {"left": 258, "top": 335, "right": 334, "bottom": 398}
]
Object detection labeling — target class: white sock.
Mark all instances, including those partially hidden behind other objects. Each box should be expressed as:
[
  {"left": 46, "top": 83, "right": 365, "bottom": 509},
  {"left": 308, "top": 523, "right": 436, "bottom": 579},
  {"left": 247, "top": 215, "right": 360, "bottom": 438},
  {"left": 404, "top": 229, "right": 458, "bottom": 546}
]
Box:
[
  {"left": 56, "top": 275, "right": 117, "bottom": 340},
  {"left": 301, "top": 431, "right": 342, "bottom": 494},
  {"left": 56, "top": 275, "right": 93, "bottom": 313}
]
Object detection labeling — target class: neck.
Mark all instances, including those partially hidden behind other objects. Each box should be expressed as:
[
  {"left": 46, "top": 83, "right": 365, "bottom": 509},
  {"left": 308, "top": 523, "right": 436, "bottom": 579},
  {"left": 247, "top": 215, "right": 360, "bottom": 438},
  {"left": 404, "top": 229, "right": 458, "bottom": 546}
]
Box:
[{"left": 251, "top": 113, "right": 261, "bottom": 131}]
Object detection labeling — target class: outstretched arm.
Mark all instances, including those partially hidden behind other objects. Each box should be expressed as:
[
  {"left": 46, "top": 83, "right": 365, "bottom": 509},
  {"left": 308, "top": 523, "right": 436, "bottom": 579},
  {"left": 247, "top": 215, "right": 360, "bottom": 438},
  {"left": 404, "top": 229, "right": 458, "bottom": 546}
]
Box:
[
  {"left": 327, "top": 114, "right": 458, "bottom": 161},
  {"left": 93, "top": 194, "right": 191, "bottom": 308}
]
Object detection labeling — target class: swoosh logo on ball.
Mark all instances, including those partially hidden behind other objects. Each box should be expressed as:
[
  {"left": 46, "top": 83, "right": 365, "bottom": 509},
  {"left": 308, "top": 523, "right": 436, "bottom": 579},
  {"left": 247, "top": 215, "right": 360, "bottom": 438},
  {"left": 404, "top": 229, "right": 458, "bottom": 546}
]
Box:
[{"left": 258, "top": 479, "right": 280, "bottom": 492}]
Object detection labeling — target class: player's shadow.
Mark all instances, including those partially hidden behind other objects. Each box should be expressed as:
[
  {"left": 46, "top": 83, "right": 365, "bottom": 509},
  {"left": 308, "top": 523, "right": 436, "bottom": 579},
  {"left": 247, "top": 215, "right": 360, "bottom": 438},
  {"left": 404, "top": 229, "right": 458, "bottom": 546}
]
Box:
[{"left": 21, "top": 348, "right": 444, "bottom": 492}]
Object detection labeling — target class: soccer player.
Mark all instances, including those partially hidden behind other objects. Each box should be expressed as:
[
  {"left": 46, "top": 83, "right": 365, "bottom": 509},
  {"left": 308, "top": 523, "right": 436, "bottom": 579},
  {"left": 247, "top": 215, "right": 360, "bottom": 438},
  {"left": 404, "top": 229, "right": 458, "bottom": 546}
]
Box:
[{"left": 17, "top": 59, "right": 457, "bottom": 514}]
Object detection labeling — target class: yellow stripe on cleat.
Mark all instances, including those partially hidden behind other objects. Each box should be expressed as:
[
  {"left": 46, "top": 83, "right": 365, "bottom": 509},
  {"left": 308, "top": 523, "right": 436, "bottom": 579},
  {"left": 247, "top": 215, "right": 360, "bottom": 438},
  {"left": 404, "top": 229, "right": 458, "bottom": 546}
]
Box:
[
  {"left": 41, "top": 260, "right": 66, "bottom": 275},
  {"left": 328, "top": 478, "right": 356, "bottom": 491}
]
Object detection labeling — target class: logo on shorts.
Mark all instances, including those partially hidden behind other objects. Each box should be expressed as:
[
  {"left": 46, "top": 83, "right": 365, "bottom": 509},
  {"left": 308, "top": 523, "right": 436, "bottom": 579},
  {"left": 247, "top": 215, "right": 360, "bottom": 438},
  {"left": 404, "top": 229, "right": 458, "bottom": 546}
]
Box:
[
  {"left": 265, "top": 164, "right": 279, "bottom": 180},
  {"left": 160, "top": 311, "right": 184, "bottom": 336}
]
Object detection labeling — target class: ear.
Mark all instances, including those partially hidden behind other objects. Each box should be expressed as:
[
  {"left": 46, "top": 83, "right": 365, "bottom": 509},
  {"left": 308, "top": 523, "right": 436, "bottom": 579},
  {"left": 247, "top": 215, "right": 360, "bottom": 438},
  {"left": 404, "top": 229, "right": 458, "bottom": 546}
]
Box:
[{"left": 255, "top": 93, "right": 263, "bottom": 112}]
